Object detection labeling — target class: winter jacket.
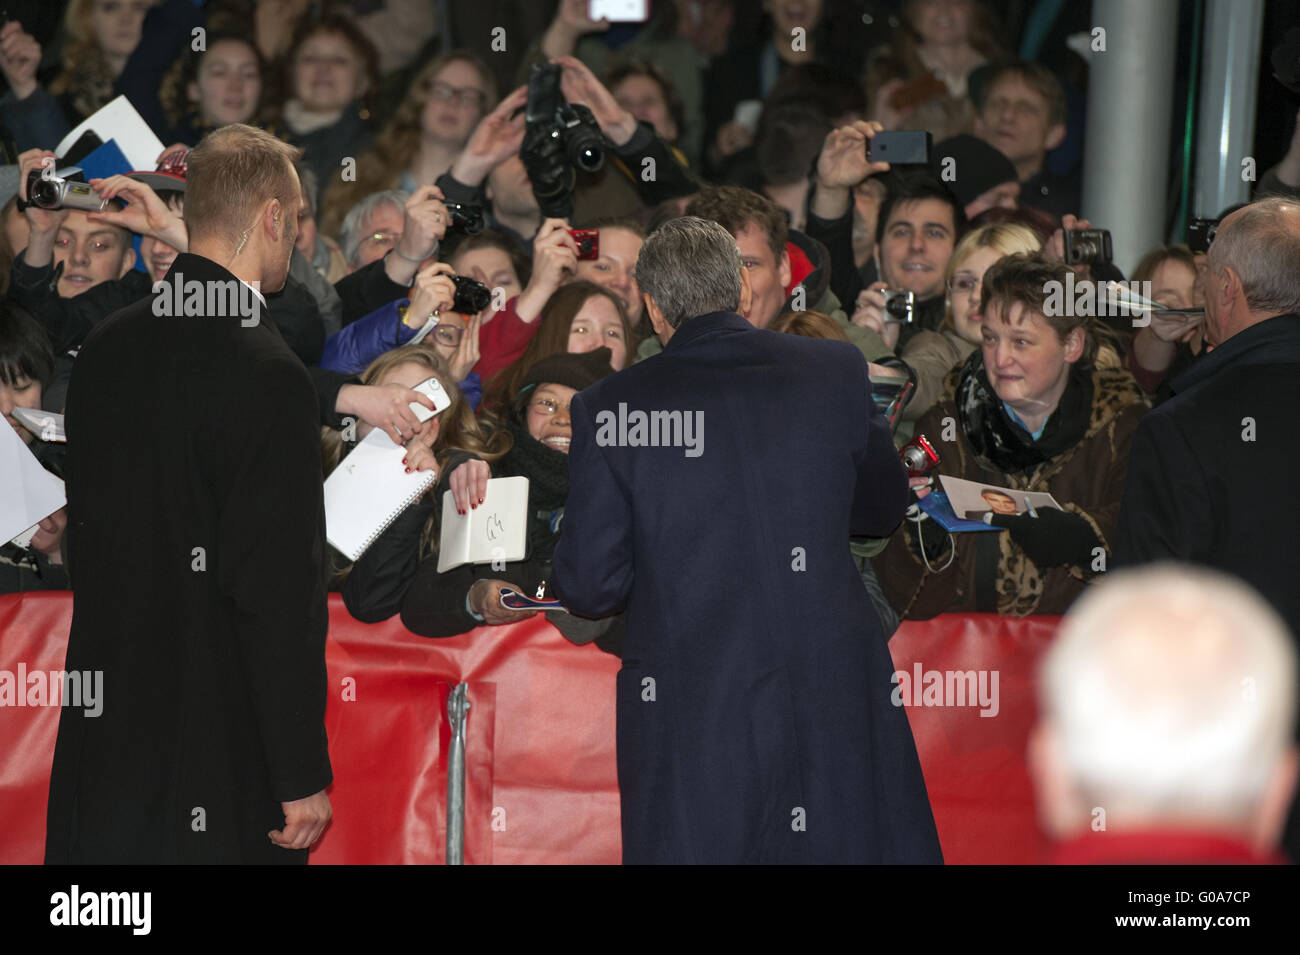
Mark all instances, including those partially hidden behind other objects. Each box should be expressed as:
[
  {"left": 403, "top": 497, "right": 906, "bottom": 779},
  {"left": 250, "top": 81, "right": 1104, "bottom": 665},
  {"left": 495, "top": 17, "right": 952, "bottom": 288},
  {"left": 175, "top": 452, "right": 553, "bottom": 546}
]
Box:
[
  {"left": 320, "top": 298, "right": 482, "bottom": 409},
  {"left": 873, "top": 353, "right": 1148, "bottom": 619},
  {"left": 900, "top": 327, "right": 977, "bottom": 422}
]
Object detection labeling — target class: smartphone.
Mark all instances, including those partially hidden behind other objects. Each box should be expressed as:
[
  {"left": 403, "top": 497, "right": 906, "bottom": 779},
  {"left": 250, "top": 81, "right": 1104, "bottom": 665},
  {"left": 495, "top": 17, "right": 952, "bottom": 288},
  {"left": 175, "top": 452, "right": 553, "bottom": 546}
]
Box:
[
  {"left": 869, "top": 131, "right": 932, "bottom": 165},
  {"left": 588, "top": 0, "right": 650, "bottom": 22},
  {"left": 409, "top": 376, "right": 452, "bottom": 423},
  {"left": 570, "top": 229, "right": 600, "bottom": 261},
  {"left": 500, "top": 587, "right": 567, "bottom": 611}
]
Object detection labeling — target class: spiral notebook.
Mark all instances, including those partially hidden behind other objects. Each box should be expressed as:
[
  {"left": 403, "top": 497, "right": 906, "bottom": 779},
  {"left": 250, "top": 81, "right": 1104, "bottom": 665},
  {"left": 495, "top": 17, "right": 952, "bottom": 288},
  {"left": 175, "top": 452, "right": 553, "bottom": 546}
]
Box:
[{"left": 324, "top": 430, "right": 437, "bottom": 562}]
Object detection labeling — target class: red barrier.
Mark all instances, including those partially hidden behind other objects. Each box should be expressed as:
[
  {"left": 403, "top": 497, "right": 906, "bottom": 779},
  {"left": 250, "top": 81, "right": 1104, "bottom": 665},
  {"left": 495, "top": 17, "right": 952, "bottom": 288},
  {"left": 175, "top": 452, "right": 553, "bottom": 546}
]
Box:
[{"left": 0, "top": 592, "right": 1057, "bottom": 864}]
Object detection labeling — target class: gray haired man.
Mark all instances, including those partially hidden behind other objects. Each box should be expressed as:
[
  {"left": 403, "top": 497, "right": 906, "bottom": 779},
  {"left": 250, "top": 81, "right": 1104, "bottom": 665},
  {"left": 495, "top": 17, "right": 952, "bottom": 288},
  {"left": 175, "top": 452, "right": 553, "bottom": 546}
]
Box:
[{"left": 552, "top": 216, "right": 941, "bottom": 864}]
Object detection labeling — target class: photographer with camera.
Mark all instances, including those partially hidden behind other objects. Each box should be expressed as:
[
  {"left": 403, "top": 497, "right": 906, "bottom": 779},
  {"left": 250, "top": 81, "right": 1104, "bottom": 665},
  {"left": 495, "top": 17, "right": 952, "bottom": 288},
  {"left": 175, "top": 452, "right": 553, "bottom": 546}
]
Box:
[
  {"left": 850, "top": 170, "right": 965, "bottom": 354},
  {"left": 872, "top": 253, "right": 1148, "bottom": 620},
  {"left": 321, "top": 260, "right": 486, "bottom": 409},
  {"left": 10, "top": 149, "right": 142, "bottom": 354}
]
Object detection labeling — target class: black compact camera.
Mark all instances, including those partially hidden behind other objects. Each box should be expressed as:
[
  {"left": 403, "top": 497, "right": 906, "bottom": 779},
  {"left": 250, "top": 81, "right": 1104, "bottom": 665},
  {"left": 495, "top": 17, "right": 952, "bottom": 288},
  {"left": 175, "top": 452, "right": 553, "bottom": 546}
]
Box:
[
  {"left": 1062, "top": 229, "right": 1113, "bottom": 267},
  {"left": 1185, "top": 217, "right": 1216, "bottom": 254},
  {"left": 443, "top": 201, "right": 484, "bottom": 236},
  {"left": 22, "top": 166, "right": 110, "bottom": 213},
  {"left": 519, "top": 63, "right": 606, "bottom": 219},
  {"left": 451, "top": 274, "right": 491, "bottom": 314},
  {"left": 881, "top": 289, "right": 916, "bottom": 323}
]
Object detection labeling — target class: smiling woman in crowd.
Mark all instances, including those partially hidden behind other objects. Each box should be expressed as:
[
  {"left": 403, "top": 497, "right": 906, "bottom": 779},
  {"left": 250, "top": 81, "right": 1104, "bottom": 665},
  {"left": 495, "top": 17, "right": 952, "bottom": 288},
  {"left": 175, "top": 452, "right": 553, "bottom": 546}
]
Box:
[
  {"left": 160, "top": 31, "right": 266, "bottom": 144},
  {"left": 400, "top": 347, "right": 623, "bottom": 652},
  {"left": 326, "top": 343, "right": 511, "bottom": 622},
  {"left": 873, "top": 253, "right": 1148, "bottom": 618},
  {"left": 481, "top": 281, "right": 631, "bottom": 412}
]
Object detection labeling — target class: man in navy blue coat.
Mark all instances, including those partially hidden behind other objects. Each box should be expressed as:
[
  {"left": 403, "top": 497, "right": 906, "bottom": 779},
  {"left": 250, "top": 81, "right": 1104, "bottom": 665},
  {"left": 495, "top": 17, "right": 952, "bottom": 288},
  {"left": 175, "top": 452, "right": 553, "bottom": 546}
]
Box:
[{"left": 552, "top": 217, "right": 942, "bottom": 864}]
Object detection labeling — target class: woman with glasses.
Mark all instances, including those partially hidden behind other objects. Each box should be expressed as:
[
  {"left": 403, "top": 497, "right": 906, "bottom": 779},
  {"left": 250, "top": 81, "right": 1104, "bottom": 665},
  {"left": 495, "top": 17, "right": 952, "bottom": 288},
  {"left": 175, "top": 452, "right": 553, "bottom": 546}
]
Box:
[
  {"left": 319, "top": 51, "right": 497, "bottom": 238},
  {"left": 323, "top": 343, "right": 510, "bottom": 623},
  {"left": 899, "top": 222, "right": 1041, "bottom": 423},
  {"left": 400, "top": 348, "right": 624, "bottom": 652},
  {"left": 319, "top": 261, "right": 487, "bottom": 408}
]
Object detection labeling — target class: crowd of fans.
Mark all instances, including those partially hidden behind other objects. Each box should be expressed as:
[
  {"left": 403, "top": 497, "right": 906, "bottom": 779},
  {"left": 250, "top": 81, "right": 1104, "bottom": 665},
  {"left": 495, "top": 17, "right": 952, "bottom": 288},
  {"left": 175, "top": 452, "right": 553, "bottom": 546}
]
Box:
[{"left": 2, "top": 0, "right": 1300, "bottom": 862}]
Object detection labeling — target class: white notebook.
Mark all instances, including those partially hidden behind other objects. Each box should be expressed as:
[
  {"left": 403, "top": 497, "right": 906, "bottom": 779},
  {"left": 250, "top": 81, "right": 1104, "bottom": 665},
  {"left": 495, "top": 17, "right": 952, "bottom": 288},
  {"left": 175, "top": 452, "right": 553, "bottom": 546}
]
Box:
[
  {"left": 324, "top": 430, "right": 437, "bottom": 562},
  {"left": 1, "top": 422, "right": 66, "bottom": 547},
  {"left": 436, "top": 476, "right": 530, "bottom": 573}
]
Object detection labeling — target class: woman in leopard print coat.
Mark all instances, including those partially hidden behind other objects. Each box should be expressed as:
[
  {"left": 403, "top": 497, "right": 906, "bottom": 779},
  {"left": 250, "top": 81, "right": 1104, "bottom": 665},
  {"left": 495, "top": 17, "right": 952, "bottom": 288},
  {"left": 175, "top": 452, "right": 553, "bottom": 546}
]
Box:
[{"left": 872, "top": 254, "right": 1149, "bottom": 619}]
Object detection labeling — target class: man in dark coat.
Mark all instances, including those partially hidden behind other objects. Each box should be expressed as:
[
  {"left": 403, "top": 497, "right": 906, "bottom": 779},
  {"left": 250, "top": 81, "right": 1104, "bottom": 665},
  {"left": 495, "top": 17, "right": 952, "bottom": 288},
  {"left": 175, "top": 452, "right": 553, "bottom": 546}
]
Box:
[
  {"left": 46, "top": 125, "right": 334, "bottom": 864},
  {"left": 552, "top": 216, "right": 943, "bottom": 864},
  {"left": 1114, "top": 195, "right": 1300, "bottom": 863}
]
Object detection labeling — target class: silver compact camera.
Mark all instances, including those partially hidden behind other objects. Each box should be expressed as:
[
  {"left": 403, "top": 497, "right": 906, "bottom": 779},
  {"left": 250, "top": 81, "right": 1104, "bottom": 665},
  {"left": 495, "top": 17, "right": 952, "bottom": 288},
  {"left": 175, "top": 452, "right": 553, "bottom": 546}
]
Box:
[{"left": 881, "top": 289, "right": 916, "bottom": 324}]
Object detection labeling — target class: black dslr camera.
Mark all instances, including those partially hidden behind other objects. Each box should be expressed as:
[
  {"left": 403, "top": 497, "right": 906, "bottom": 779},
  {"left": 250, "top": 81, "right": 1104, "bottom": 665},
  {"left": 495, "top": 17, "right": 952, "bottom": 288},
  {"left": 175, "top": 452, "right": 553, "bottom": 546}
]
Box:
[
  {"left": 443, "top": 201, "right": 484, "bottom": 236},
  {"left": 1062, "top": 229, "right": 1113, "bottom": 267},
  {"left": 519, "top": 63, "right": 605, "bottom": 219},
  {"left": 451, "top": 275, "right": 491, "bottom": 314}
]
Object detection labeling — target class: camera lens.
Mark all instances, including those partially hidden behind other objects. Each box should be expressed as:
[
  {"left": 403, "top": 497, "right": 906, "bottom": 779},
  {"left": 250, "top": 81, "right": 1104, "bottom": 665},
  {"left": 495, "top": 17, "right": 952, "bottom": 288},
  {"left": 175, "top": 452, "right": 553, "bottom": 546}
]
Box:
[
  {"left": 884, "top": 295, "right": 910, "bottom": 320},
  {"left": 30, "top": 179, "right": 59, "bottom": 208}
]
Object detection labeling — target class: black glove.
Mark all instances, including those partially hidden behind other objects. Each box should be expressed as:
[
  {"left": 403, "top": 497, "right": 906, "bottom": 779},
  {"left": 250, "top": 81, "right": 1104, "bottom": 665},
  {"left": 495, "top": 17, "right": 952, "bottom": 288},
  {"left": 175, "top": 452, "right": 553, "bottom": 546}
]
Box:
[{"left": 990, "top": 508, "right": 1101, "bottom": 568}]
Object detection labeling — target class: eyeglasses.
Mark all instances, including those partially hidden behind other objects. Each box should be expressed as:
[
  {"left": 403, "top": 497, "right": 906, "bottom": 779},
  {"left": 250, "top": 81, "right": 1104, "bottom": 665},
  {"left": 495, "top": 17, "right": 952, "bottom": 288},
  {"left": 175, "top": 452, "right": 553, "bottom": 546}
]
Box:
[
  {"left": 528, "top": 396, "right": 571, "bottom": 417},
  {"left": 430, "top": 82, "right": 486, "bottom": 110},
  {"left": 361, "top": 230, "right": 402, "bottom": 250},
  {"left": 430, "top": 325, "right": 463, "bottom": 348}
]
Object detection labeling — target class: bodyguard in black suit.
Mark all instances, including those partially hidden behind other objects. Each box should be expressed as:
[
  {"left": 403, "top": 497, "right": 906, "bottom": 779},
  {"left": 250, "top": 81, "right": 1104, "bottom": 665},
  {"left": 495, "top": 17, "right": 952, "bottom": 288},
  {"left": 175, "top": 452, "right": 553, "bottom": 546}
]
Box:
[
  {"left": 1114, "top": 196, "right": 1300, "bottom": 861},
  {"left": 553, "top": 217, "right": 942, "bottom": 864},
  {"left": 46, "top": 127, "right": 335, "bottom": 863}
]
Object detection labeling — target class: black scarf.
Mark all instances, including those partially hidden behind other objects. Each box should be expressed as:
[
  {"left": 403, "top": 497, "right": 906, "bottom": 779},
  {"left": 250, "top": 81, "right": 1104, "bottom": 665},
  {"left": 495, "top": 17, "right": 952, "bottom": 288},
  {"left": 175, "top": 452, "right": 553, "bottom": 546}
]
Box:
[
  {"left": 955, "top": 349, "right": 1093, "bottom": 475},
  {"left": 502, "top": 421, "right": 571, "bottom": 561}
]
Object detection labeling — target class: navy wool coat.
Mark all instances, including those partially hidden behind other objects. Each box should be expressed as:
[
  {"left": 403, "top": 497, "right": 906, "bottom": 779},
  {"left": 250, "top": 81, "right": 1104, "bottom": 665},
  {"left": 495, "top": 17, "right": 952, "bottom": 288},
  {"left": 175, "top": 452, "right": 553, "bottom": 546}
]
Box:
[{"left": 553, "top": 311, "right": 943, "bottom": 864}]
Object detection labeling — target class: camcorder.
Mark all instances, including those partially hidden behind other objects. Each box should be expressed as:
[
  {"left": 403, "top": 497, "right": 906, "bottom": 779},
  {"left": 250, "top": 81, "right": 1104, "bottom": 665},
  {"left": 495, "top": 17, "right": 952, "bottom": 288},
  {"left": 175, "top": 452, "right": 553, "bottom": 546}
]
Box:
[
  {"left": 443, "top": 201, "right": 484, "bottom": 236},
  {"left": 519, "top": 63, "right": 605, "bottom": 219},
  {"left": 451, "top": 274, "right": 491, "bottom": 314},
  {"left": 1062, "top": 229, "right": 1113, "bottom": 267},
  {"left": 21, "top": 166, "right": 112, "bottom": 213},
  {"left": 881, "top": 289, "right": 916, "bottom": 323}
]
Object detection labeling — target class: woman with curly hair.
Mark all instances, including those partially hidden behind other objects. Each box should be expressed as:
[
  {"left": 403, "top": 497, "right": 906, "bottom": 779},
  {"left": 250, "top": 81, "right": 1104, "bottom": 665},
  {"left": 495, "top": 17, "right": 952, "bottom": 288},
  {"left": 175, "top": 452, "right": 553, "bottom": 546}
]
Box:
[
  {"left": 325, "top": 342, "right": 511, "bottom": 622},
  {"left": 318, "top": 51, "right": 497, "bottom": 238}
]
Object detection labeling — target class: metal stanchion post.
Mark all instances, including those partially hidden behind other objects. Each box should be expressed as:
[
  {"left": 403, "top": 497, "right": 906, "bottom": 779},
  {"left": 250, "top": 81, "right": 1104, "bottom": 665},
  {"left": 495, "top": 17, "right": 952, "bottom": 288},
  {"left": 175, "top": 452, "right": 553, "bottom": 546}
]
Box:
[{"left": 446, "top": 682, "right": 470, "bottom": 865}]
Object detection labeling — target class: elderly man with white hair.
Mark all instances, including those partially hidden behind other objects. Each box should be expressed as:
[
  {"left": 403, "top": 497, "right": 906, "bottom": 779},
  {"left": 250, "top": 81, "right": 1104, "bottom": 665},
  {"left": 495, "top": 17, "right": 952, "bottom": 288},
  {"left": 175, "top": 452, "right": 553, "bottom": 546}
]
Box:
[{"left": 1030, "top": 564, "right": 1298, "bottom": 864}]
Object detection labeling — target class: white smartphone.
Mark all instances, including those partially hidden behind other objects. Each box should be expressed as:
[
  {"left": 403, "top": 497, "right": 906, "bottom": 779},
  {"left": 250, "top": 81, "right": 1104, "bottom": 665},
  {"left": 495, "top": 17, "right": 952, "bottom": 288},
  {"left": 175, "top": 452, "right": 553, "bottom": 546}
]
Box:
[
  {"left": 409, "top": 376, "right": 452, "bottom": 423},
  {"left": 589, "top": 0, "right": 650, "bottom": 23}
]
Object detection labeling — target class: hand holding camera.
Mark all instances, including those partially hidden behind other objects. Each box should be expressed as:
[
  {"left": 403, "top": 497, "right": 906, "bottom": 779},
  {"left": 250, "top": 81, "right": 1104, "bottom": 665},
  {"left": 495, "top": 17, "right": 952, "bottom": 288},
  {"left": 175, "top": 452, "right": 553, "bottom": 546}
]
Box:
[
  {"left": 85, "top": 175, "right": 187, "bottom": 251},
  {"left": 554, "top": 55, "right": 638, "bottom": 147},
  {"left": 520, "top": 62, "right": 606, "bottom": 220},
  {"left": 406, "top": 262, "right": 459, "bottom": 327},
  {"left": 851, "top": 281, "right": 904, "bottom": 350},
  {"left": 517, "top": 218, "right": 580, "bottom": 322}
]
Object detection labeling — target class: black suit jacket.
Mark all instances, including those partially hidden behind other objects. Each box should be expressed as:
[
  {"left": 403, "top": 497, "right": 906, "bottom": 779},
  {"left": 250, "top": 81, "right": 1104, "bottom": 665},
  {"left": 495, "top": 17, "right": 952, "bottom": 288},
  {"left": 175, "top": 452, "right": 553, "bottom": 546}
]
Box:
[{"left": 46, "top": 253, "right": 332, "bottom": 863}]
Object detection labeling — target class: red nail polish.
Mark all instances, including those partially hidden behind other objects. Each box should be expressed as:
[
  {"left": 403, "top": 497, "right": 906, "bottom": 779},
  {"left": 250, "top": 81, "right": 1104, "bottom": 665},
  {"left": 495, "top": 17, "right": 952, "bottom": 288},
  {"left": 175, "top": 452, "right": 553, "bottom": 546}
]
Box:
[{"left": 405, "top": 467, "right": 411, "bottom": 473}]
